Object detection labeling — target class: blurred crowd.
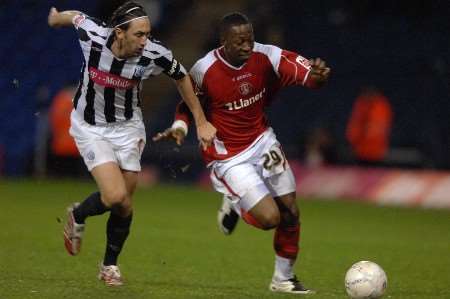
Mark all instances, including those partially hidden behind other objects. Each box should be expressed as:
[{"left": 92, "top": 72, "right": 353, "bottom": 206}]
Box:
[{"left": 1, "top": 0, "right": 449, "bottom": 178}]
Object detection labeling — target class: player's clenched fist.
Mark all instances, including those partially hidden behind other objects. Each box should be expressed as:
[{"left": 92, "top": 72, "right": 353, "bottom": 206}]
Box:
[{"left": 309, "top": 58, "right": 331, "bottom": 86}]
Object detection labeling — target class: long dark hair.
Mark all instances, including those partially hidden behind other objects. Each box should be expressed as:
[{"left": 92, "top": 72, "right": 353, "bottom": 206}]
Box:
[{"left": 108, "top": 1, "right": 147, "bottom": 30}]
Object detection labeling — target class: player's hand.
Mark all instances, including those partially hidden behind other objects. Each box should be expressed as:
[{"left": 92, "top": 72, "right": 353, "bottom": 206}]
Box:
[
  {"left": 48, "top": 7, "right": 59, "bottom": 27},
  {"left": 309, "top": 58, "right": 331, "bottom": 86},
  {"left": 152, "top": 128, "right": 186, "bottom": 145},
  {"left": 196, "top": 121, "right": 216, "bottom": 150}
]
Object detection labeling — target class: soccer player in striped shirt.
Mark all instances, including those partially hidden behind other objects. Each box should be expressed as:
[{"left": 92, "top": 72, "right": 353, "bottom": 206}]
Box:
[
  {"left": 154, "top": 13, "right": 330, "bottom": 294},
  {"left": 48, "top": 1, "right": 216, "bottom": 286}
]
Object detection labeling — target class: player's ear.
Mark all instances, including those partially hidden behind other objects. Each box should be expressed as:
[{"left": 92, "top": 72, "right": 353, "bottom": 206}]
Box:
[
  {"left": 114, "top": 27, "right": 124, "bottom": 39},
  {"left": 219, "top": 30, "right": 228, "bottom": 46}
]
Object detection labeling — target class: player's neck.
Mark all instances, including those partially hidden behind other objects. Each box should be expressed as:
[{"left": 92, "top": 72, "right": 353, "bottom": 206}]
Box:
[
  {"left": 220, "top": 48, "right": 244, "bottom": 67},
  {"left": 111, "top": 40, "right": 127, "bottom": 59}
]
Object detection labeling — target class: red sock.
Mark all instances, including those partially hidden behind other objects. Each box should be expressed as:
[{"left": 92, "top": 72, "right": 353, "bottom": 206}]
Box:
[
  {"left": 241, "top": 209, "right": 263, "bottom": 229},
  {"left": 273, "top": 223, "right": 300, "bottom": 260}
]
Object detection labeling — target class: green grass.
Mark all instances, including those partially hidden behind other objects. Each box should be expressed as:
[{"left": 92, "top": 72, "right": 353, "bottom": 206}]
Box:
[{"left": 0, "top": 179, "right": 449, "bottom": 299}]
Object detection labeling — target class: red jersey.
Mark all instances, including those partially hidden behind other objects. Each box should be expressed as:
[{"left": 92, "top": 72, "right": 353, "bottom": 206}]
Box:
[{"left": 175, "top": 42, "right": 314, "bottom": 164}]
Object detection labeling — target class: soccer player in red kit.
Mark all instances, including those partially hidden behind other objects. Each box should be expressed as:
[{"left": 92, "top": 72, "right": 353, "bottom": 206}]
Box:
[{"left": 154, "top": 12, "right": 330, "bottom": 294}]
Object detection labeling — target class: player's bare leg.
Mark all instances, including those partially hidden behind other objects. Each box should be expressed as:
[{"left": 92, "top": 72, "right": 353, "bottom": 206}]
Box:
[
  {"left": 234, "top": 192, "right": 313, "bottom": 293},
  {"left": 63, "top": 202, "right": 85, "bottom": 255},
  {"left": 63, "top": 162, "right": 123, "bottom": 256},
  {"left": 218, "top": 194, "right": 276, "bottom": 234},
  {"left": 269, "top": 192, "right": 314, "bottom": 294},
  {"left": 95, "top": 165, "right": 137, "bottom": 286},
  {"left": 63, "top": 162, "right": 135, "bottom": 286},
  {"left": 247, "top": 194, "right": 280, "bottom": 230},
  {"left": 218, "top": 195, "right": 271, "bottom": 234}
]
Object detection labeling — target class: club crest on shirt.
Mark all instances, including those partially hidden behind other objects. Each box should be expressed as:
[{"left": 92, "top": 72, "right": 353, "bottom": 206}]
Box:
[
  {"left": 73, "top": 14, "right": 86, "bottom": 28},
  {"left": 87, "top": 150, "right": 95, "bottom": 161},
  {"left": 239, "top": 82, "right": 253, "bottom": 96},
  {"left": 133, "top": 66, "right": 146, "bottom": 78},
  {"left": 296, "top": 55, "right": 311, "bottom": 68}
]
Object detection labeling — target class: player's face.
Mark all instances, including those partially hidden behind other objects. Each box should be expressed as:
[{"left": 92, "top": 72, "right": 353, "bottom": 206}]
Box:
[
  {"left": 222, "top": 24, "right": 254, "bottom": 66},
  {"left": 118, "top": 18, "right": 151, "bottom": 57}
]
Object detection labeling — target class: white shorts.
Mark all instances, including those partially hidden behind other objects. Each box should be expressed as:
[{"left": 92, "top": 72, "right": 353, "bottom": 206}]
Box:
[
  {"left": 69, "top": 111, "right": 146, "bottom": 172},
  {"left": 210, "top": 128, "right": 296, "bottom": 212}
]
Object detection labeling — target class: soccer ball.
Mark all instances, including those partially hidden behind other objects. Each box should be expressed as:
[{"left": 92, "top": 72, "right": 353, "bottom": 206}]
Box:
[{"left": 345, "top": 261, "right": 387, "bottom": 299}]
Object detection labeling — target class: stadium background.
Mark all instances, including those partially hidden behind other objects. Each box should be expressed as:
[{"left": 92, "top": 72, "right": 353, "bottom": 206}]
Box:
[
  {"left": 1, "top": 1, "right": 450, "bottom": 298},
  {"left": 1, "top": 0, "right": 450, "bottom": 176}
]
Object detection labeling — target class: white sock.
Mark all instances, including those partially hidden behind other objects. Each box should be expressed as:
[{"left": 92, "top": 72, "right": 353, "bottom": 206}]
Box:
[{"left": 273, "top": 255, "right": 295, "bottom": 281}]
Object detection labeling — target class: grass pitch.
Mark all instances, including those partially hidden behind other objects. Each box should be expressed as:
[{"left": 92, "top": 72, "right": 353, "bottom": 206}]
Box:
[{"left": 0, "top": 179, "right": 449, "bottom": 299}]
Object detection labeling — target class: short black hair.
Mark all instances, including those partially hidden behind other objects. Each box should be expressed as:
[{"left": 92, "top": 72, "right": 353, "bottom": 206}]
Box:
[
  {"left": 108, "top": 1, "right": 147, "bottom": 30},
  {"left": 219, "top": 12, "right": 251, "bottom": 38}
]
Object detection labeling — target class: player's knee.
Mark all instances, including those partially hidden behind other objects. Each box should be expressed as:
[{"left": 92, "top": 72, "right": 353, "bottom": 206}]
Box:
[
  {"left": 279, "top": 194, "right": 300, "bottom": 225},
  {"left": 259, "top": 211, "right": 280, "bottom": 230},
  {"left": 113, "top": 199, "right": 133, "bottom": 217},
  {"left": 121, "top": 196, "right": 133, "bottom": 212},
  {"left": 294, "top": 206, "right": 300, "bottom": 220},
  {"left": 283, "top": 205, "right": 299, "bottom": 225},
  {"left": 103, "top": 189, "right": 127, "bottom": 206}
]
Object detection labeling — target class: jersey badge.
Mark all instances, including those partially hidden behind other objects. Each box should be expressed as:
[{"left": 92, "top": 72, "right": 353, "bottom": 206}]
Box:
[
  {"left": 239, "top": 82, "right": 253, "bottom": 96},
  {"left": 133, "top": 66, "right": 146, "bottom": 78},
  {"left": 73, "top": 14, "right": 86, "bottom": 28}
]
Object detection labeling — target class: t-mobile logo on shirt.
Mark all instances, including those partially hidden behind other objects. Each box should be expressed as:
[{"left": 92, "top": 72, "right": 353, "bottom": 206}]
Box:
[
  {"left": 224, "top": 88, "right": 266, "bottom": 111},
  {"left": 88, "top": 67, "right": 138, "bottom": 89}
]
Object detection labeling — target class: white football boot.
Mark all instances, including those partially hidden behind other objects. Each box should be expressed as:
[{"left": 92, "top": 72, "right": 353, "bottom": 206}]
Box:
[
  {"left": 217, "top": 196, "right": 239, "bottom": 235},
  {"left": 63, "top": 203, "right": 84, "bottom": 256},
  {"left": 269, "top": 276, "right": 315, "bottom": 294},
  {"left": 98, "top": 264, "right": 123, "bottom": 286}
]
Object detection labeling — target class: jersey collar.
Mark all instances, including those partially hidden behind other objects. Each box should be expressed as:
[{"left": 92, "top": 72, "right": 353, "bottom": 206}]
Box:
[{"left": 215, "top": 47, "right": 248, "bottom": 70}]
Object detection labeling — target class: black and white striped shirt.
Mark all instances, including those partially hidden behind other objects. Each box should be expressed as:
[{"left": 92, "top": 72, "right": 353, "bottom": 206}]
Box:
[{"left": 71, "top": 14, "right": 186, "bottom": 125}]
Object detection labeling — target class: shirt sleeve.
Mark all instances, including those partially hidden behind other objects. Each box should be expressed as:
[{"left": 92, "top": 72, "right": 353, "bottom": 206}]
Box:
[
  {"left": 172, "top": 74, "right": 205, "bottom": 133},
  {"left": 72, "top": 13, "right": 86, "bottom": 29},
  {"left": 172, "top": 59, "right": 209, "bottom": 133},
  {"left": 72, "top": 14, "right": 104, "bottom": 31},
  {"left": 277, "top": 49, "right": 312, "bottom": 87},
  {"left": 72, "top": 14, "right": 106, "bottom": 43},
  {"left": 153, "top": 48, "right": 187, "bottom": 80},
  {"left": 189, "top": 62, "right": 206, "bottom": 97},
  {"left": 173, "top": 100, "right": 192, "bottom": 132}
]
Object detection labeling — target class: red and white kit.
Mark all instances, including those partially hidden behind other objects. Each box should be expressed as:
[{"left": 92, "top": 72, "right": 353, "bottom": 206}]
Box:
[{"left": 174, "top": 42, "right": 315, "bottom": 210}]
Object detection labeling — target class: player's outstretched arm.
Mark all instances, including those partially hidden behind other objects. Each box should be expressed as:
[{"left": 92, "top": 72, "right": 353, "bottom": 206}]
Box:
[
  {"left": 48, "top": 7, "right": 81, "bottom": 28},
  {"left": 153, "top": 100, "right": 191, "bottom": 145},
  {"left": 174, "top": 75, "right": 216, "bottom": 150},
  {"left": 307, "top": 58, "right": 331, "bottom": 88}
]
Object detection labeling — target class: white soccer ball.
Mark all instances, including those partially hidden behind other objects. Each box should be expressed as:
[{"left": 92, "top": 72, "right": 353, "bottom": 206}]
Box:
[{"left": 345, "top": 261, "right": 387, "bottom": 299}]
